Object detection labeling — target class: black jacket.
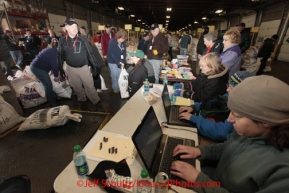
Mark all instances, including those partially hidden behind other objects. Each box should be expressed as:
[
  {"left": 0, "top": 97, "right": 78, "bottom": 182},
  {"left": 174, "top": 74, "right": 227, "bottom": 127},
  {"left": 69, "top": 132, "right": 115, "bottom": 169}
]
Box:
[
  {"left": 128, "top": 64, "right": 148, "bottom": 97},
  {"left": 19, "top": 35, "right": 41, "bottom": 50},
  {"left": 2, "top": 34, "right": 19, "bottom": 51},
  {"left": 137, "top": 39, "right": 149, "bottom": 54},
  {"left": 58, "top": 35, "right": 98, "bottom": 77},
  {"left": 257, "top": 38, "right": 274, "bottom": 60},
  {"left": 197, "top": 34, "right": 205, "bottom": 55},
  {"left": 239, "top": 30, "right": 251, "bottom": 53},
  {"left": 202, "top": 42, "right": 223, "bottom": 56},
  {"left": 192, "top": 65, "right": 228, "bottom": 103}
]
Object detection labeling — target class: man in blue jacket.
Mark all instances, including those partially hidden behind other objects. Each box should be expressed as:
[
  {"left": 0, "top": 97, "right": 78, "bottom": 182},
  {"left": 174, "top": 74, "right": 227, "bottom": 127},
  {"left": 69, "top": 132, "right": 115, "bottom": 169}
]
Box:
[
  {"left": 179, "top": 31, "right": 191, "bottom": 55},
  {"left": 137, "top": 31, "right": 149, "bottom": 54},
  {"left": 178, "top": 71, "right": 253, "bottom": 141}
]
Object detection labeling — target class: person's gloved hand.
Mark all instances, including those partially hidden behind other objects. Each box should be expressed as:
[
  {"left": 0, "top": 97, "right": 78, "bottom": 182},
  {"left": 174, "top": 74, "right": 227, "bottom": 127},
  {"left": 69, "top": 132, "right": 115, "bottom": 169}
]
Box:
[
  {"left": 153, "top": 50, "right": 158, "bottom": 55},
  {"left": 54, "top": 77, "right": 59, "bottom": 82}
]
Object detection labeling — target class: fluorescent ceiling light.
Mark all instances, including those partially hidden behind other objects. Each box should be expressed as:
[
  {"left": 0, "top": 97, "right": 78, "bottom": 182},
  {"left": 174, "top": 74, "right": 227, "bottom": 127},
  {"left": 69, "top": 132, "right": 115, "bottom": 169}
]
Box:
[
  {"left": 130, "top": 15, "right": 135, "bottom": 17},
  {"left": 166, "top": 20, "right": 169, "bottom": 23},
  {"left": 194, "top": 21, "right": 198, "bottom": 23},
  {"left": 166, "top": 16, "right": 170, "bottom": 18},
  {"left": 118, "top": 7, "right": 124, "bottom": 10},
  {"left": 137, "top": 19, "right": 141, "bottom": 21},
  {"left": 188, "top": 24, "right": 191, "bottom": 26},
  {"left": 202, "top": 17, "right": 207, "bottom": 20},
  {"left": 167, "top": 8, "right": 172, "bottom": 11},
  {"left": 142, "top": 22, "right": 145, "bottom": 24},
  {"left": 215, "top": 10, "right": 223, "bottom": 13}
]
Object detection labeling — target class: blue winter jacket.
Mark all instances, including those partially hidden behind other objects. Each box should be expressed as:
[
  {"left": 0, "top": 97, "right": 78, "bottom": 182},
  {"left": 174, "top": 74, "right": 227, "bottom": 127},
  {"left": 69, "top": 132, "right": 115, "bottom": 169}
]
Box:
[{"left": 107, "top": 38, "right": 126, "bottom": 64}]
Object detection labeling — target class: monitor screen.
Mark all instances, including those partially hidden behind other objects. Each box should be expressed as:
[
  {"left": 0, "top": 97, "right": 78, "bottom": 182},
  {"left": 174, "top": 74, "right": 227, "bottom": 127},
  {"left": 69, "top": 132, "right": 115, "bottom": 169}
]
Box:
[
  {"left": 162, "top": 84, "right": 171, "bottom": 119},
  {"left": 132, "top": 107, "right": 163, "bottom": 172}
]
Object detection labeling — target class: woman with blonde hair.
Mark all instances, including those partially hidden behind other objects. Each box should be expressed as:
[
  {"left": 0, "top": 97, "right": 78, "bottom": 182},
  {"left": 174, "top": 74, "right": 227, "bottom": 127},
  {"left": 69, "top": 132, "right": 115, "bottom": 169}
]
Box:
[
  {"left": 107, "top": 29, "right": 128, "bottom": 94},
  {"left": 183, "top": 52, "right": 228, "bottom": 103},
  {"left": 220, "top": 30, "right": 242, "bottom": 76}
]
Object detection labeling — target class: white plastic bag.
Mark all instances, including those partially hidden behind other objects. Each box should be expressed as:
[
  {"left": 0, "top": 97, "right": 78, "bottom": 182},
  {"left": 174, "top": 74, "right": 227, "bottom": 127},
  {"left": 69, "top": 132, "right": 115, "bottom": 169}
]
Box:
[
  {"left": 10, "top": 77, "right": 47, "bottom": 108},
  {"left": 18, "top": 81, "right": 47, "bottom": 108},
  {"left": 100, "top": 75, "right": 108, "bottom": 90},
  {"left": 18, "top": 105, "right": 82, "bottom": 131},
  {"left": 118, "top": 67, "right": 129, "bottom": 98},
  {"left": 0, "top": 96, "right": 26, "bottom": 134},
  {"left": 22, "top": 65, "right": 38, "bottom": 81},
  {"left": 49, "top": 72, "right": 72, "bottom": 98}
]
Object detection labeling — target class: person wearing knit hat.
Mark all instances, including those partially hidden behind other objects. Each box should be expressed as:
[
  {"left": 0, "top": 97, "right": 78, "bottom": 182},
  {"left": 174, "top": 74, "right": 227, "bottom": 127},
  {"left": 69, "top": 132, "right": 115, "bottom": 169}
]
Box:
[
  {"left": 171, "top": 75, "right": 289, "bottom": 193},
  {"left": 227, "top": 70, "right": 254, "bottom": 92},
  {"left": 178, "top": 71, "right": 254, "bottom": 141},
  {"left": 228, "top": 75, "right": 289, "bottom": 127}
]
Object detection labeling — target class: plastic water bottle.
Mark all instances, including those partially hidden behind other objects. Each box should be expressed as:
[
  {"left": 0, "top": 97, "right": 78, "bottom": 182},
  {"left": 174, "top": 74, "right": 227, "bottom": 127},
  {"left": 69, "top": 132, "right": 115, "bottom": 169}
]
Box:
[
  {"left": 171, "top": 86, "right": 176, "bottom": 105},
  {"left": 176, "top": 85, "right": 182, "bottom": 97},
  {"left": 143, "top": 78, "right": 150, "bottom": 96},
  {"left": 73, "top": 145, "right": 89, "bottom": 177},
  {"left": 163, "top": 73, "right": 168, "bottom": 85},
  {"left": 137, "top": 169, "right": 152, "bottom": 193}
]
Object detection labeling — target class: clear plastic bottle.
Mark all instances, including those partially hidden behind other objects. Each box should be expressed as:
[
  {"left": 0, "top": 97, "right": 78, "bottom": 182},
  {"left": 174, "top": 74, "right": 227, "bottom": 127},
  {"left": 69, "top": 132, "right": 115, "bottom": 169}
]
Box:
[
  {"left": 137, "top": 169, "right": 152, "bottom": 193},
  {"left": 73, "top": 145, "right": 89, "bottom": 177},
  {"left": 163, "top": 73, "right": 168, "bottom": 86},
  {"left": 171, "top": 86, "right": 176, "bottom": 105},
  {"left": 143, "top": 78, "right": 150, "bottom": 95}
]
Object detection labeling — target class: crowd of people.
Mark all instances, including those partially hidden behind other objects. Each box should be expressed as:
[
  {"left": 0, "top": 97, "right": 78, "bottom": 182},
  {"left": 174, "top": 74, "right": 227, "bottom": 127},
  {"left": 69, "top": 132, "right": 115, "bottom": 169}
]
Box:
[{"left": 2, "top": 18, "right": 288, "bottom": 192}]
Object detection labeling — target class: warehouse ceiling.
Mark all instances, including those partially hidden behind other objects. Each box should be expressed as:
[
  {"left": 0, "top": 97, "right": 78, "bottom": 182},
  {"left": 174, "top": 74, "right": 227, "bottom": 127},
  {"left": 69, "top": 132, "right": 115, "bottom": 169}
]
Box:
[{"left": 68, "top": 0, "right": 284, "bottom": 31}]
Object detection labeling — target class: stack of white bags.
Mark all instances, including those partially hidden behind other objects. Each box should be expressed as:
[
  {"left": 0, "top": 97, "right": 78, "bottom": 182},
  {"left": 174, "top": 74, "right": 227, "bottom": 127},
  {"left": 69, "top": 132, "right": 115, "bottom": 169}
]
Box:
[{"left": 9, "top": 66, "right": 73, "bottom": 108}]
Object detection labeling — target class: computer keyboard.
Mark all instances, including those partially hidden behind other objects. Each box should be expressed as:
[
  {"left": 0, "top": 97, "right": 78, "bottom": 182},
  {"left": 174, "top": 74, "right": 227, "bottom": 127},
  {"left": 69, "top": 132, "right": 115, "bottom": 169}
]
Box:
[
  {"left": 159, "top": 137, "right": 196, "bottom": 181},
  {"left": 171, "top": 106, "right": 180, "bottom": 122}
]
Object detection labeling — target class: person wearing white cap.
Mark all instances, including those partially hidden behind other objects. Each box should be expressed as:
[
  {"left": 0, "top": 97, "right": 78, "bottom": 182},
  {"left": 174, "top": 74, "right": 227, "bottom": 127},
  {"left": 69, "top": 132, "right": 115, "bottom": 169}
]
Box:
[{"left": 171, "top": 75, "right": 289, "bottom": 193}]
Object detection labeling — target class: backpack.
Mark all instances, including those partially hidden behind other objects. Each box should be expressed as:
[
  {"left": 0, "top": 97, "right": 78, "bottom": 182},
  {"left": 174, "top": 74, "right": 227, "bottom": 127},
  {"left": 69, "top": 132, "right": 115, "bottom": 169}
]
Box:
[{"left": 199, "top": 95, "right": 230, "bottom": 122}]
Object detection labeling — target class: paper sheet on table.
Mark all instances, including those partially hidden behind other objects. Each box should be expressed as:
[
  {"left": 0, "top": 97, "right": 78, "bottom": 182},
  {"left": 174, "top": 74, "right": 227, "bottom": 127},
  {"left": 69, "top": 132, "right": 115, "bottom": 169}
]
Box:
[
  {"left": 175, "top": 97, "right": 192, "bottom": 106},
  {"left": 88, "top": 132, "right": 135, "bottom": 162}
]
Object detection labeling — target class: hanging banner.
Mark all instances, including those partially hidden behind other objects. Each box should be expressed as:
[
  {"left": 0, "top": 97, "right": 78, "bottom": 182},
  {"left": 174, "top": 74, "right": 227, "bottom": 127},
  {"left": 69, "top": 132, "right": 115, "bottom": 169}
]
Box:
[{"left": 135, "top": 27, "right": 140, "bottom": 31}]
